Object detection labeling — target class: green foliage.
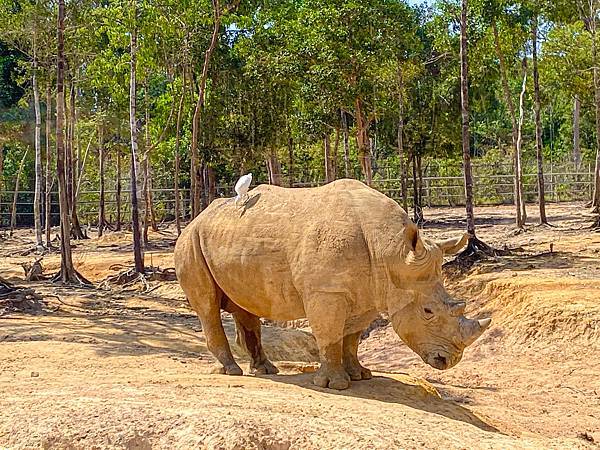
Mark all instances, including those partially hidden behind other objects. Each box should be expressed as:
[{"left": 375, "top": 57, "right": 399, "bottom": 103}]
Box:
[{"left": 0, "top": 0, "right": 597, "bottom": 209}]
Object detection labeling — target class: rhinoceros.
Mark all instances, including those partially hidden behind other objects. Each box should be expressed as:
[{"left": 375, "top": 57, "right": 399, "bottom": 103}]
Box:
[{"left": 174, "top": 179, "right": 491, "bottom": 390}]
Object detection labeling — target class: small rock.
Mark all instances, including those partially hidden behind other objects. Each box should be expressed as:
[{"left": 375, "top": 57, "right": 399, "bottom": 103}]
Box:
[{"left": 30, "top": 371, "right": 39, "bottom": 378}]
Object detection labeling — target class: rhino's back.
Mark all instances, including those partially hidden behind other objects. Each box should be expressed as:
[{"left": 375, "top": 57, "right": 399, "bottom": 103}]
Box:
[{"left": 189, "top": 179, "right": 398, "bottom": 320}]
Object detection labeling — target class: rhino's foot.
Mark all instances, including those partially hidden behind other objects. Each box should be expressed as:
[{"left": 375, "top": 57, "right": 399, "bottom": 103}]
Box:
[
  {"left": 251, "top": 359, "right": 279, "bottom": 375},
  {"left": 210, "top": 362, "right": 244, "bottom": 376},
  {"left": 344, "top": 361, "right": 372, "bottom": 381},
  {"left": 313, "top": 366, "right": 351, "bottom": 390}
]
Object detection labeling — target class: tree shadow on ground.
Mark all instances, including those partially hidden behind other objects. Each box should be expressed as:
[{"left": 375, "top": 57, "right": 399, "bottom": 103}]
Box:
[
  {"left": 259, "top": 371, "right": 500, "bottom": 434},
  {"left": 0, "top": 306, "right": 211, "bottom": 359}
]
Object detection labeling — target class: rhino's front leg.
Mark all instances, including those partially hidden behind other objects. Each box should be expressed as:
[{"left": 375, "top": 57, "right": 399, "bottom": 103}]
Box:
[
  {"left": 342, "top": 331, "right": 372, "bottom": 381},
  {"left": 305, "top": 293, "right": 351, "bottom": 390}
]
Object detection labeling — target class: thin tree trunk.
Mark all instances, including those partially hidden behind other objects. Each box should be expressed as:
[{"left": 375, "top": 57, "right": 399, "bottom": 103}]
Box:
[
  {"left": 45, "top": 83, "right": 53, "bottom": 246},
  {"left": 191, "top": 0, "right": 223, "bottom": 217},
  {"left": 67, "top": 81, "right": 85, "bottom": 239},
  {"left": 417, "top": 151, "right": 424, "bottom": 212},
  {"left": 9, "top": 149, "right": 28, "bottom": 236},
  {"left": 460, "top": 0, "right": 476, "bottom": 239},
  {"left": 341, "top": 110, "right": 350, "bottom": 178},
  {"left": 515, "top": 57, "right": 527, "bottom": 227},
  {"left": 65, "top": 82, "right": 73, "bottom": 214},
  {"left": 324, "top": 132, "right": 333, "bottom": 183},
  {"left": 56, "top": 0, "right": 75, "bottom": 282},
  {"left": 355, "top": 98, "right": 372, "bottom": 185},
  {"left": 573, "top": 96, "right": 581, "bottom": 168},
  {"left": 397, "top": 62, "right": 408, "bottom": 211},
  {"left": 532, "top": 16, "right": 548, "bottom": 224},
  {"left": 592, "top": 13, "right": 600, "bottom": 213},
  {"left": 267, "top": 151, "right": 282, "bottom": 186},
  {"left": 116, "top": 146, "right": 122, "bottom": 231},
  {"left": 492, "top": 20, "right": 518, "bottom": 150},
  {"left": 411, "top": 152, "right": 423, "bottom": 225},
  {"left": 129, "top": 6, "right": 144, "bottom": 274},
  {"left": 332, "top": 127, "right": 339, "bottom": 180},
  {"left": 287, "top": 136, "right": 294, "bottom": 187},
  {"left": 98, "top": 122, "right": 106, "bottom": 237},
  {"left": 207, "top": 166, "right": 216, "bottom": 203},
  {"left": 32, "top": 40, "right": 43, "bottom": 248},
  {"left": 0, "top": 143, "right": 3, "bottom": 194},
  {"left": 174, "top": 74, "right": 186, "bottom": 236}
]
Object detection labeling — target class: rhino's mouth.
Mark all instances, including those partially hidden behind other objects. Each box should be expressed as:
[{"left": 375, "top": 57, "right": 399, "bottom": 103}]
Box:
[
  {"left": 430, "top": 354, "right": 448, "bottom": 370},
  {"left": 424, "top": 351, "right": 459, "bottom": 370}
]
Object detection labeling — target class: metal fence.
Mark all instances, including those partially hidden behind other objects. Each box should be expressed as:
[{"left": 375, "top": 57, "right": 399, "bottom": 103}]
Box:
[{"left": 0, "top": 161, "right": 595, "bottom": 228}]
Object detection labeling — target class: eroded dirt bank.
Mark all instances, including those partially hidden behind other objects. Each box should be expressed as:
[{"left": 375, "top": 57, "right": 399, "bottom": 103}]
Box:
[{"left": 1, "top": 203, "right": 599, "bottom": 449}]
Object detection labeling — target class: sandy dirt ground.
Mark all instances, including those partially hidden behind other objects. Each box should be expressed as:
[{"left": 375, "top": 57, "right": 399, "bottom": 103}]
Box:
[{"left": 1, "top": 202, "right": 599, "bottom": 449}]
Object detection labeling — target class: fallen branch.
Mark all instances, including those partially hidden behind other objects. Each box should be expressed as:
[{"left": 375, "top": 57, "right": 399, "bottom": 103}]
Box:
[
  {"left": 0, "top": 278, "right": 58, "bottom": 315},
  {"left": 100, "top": 266, "right": 177, "bottom": 292}
]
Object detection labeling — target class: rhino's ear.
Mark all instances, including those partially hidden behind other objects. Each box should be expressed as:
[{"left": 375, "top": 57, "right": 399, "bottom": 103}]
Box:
[
  {"left": 404, "top": 222, "right": 425, "bottom": 255},
  {"left": 437, "top": 233, "right": 469, "bottom": 256}
]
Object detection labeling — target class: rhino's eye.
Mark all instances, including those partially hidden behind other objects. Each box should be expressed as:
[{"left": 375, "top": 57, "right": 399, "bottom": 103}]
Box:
[{"left": 423, "top": 307, "right": 434, "bottom": 318}]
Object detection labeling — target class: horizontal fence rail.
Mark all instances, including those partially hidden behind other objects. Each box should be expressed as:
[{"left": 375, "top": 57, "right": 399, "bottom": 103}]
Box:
[{"left": 0, "top": 161, "right": 595, "bottom": 228}]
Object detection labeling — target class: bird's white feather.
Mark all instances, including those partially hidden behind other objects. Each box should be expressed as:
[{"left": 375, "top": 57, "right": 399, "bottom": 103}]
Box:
[{"left": 234, "top": 173, "right": 252, "bottom": 204}]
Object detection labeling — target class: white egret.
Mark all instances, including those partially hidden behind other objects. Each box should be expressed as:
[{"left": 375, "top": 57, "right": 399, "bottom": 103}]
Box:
[{"left": 234, "top": 173, "right": 252, "bottom": 205}]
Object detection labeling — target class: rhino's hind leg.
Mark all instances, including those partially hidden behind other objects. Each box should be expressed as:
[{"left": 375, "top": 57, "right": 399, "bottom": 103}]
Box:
[
  {"left": 305, "top": 293, "right": 351, "bottom": 390},
  {"left": 342, "top": 331, "right": 372, "bottom": 381},
  {"left": 223, "top": 298, "right": 279, "bottom": 375},
  {"left": 185, "top": 290, "right": 242, "bottom": 375}
]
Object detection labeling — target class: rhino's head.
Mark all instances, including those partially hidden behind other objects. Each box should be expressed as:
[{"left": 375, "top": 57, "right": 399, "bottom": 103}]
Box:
[{"left": 387, "top": 225, "right": 491, "bottom": 370}]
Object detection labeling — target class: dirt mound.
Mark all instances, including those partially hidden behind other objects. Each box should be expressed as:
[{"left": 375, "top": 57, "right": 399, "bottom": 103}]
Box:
[{"left": 452, "top": 275, "right": 600, "bottom": 349}]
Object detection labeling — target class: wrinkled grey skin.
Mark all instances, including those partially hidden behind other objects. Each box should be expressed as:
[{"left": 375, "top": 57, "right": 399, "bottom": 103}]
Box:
[{"left": 175, "top": 179, "right": 492, "bottom": 389}]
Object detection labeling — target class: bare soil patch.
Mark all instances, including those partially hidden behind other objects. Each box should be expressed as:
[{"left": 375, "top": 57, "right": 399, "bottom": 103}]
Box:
[{"left": 1, "top": 202, "right": 599, "bottom": 449}]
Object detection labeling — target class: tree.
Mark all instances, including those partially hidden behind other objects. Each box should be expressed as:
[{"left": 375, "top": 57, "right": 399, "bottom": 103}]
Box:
[
  {"left": 129, "top": 1, "right": 144, "bottom": 274},
  {"left": 459, "top": 0, "right": 494, "bottom": 255},
  {"left": 55, "top": 0, "right": 76, "bottom": 283},
  {"left": 531, "top": 13, "right": 548, "bottom": 224}
]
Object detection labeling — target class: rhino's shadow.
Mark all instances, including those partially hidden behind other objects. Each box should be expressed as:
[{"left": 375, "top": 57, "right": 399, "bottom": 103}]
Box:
[{"left": 259, "top": 371, "right": 500, "bottom": 434}]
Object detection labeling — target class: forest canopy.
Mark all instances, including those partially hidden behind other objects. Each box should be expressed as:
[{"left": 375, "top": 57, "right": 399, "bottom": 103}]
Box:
[{"left": 0, "top": 0, "right": 599, "bottom": 236}]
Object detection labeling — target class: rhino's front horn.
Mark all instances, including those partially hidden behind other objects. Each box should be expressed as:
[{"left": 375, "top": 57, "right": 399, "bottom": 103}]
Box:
[{"left": 460, "top": 317, "right": 492, "bottom": 346}]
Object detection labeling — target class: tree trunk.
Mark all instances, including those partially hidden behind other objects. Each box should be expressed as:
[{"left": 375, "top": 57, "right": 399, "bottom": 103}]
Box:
[
  {"left": 267, "top": 151, "right": 282, "bottom": 186},
  {"left": 65, "top": 82, "right": 73, "bottom": 214},
  {"left": 56, "top": 0, "right": 75, "bottom": 282},
  {"left": 492, "top": 20, "right": 518, "bottom": 151},
  {"left": 45, "top": 83, "right": 53, "bottom": 246},
  {"left": 341, "top": 110, "right": 350, "bottom": 178},
  {"left": 129, "top": 7, "right": 144, "bottom": 274},
  {"left": 397, "top": 62, "right": 408, "bottom": 211},
  {"left": 332, "top": 127, "right": 339, "bottom": 181},
  {"left": 98, "top": 122, "right": 106, "bottom": 237},
  {"left": 142, "top": 153, "right": 150, "bottom": 246},
  {"left": 32, "top": 43, "right": 43, "bottom": 248},
  {"left": 515, "top": 57, "right": 527, "bottom": 228},
  {"left": 493, "top": 20, "right": 526, "bottom": 226},
  {"left": 67, "top": 81, "right": 85, "bottom": 239},
  {"left": 324, "top": 132, "right": 333, "bottom": 183},
  {"left": 591, "top": 12, "right": 600, "bottom": 213},
  {"left": 532, "top": 16, "right": 548, "bottom": 224},
  {"left": 0, "top": 143, "right": 3, "bottom": 195},
  {"left": 355, "top": 98, "right": 372, "bottom": 185},
  {"left": 190, "top": 0, "right": 224, "bottom": 217},
  {"left": 573, "top": 96, "right": 581, "bottom": 168},
  {"left": 116, "top": 146, "right": 122, "bottom": 231},
  {"left": 460, "top": 0, "right": 476, "bottom": 238},
  {"left": 206, "top": 166, "right": 216, "bottom": 203},
  {"left": 9, "top": 149, "right": 28, "bottom": 236},
  {"left": 287, "top": 136, "right": 294, "bottom": 187},
  {"left": 174, "top": 74, "right": 186, "bottom": 236},
  {"left": 411, "top": 152, "right": 423, "bottom": 225}
]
